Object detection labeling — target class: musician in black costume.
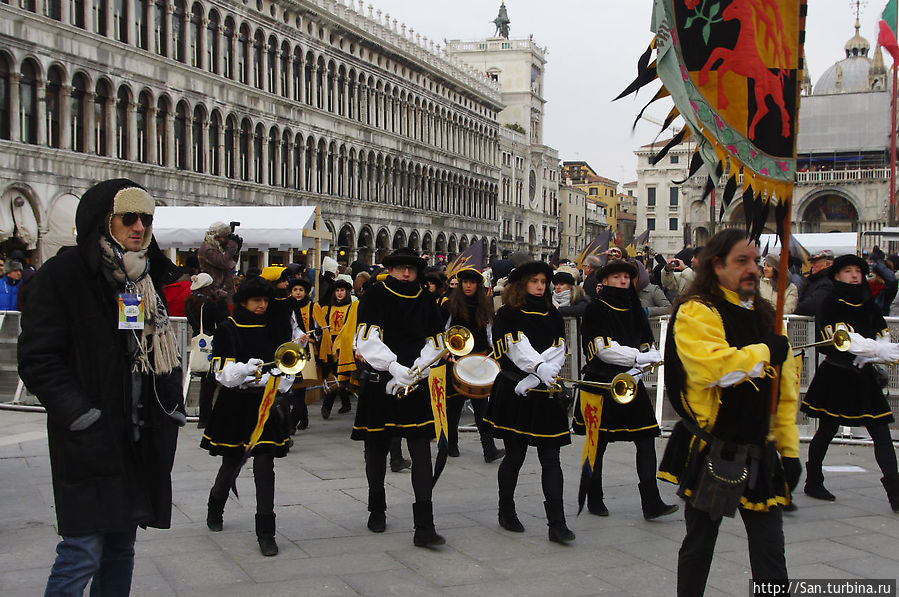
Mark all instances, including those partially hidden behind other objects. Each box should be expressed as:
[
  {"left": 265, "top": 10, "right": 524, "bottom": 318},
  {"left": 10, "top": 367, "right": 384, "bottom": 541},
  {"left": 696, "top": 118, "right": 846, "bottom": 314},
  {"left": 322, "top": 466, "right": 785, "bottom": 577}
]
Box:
[
  {"left": 801, "top": 254, "right": 899, "bottom": 511},
  {"left": 572, "top": 259, "right": 677, "bottom": 519},
  {"left": 351, "top": 247, "right": 447, "bottom": 547},
  {"left": 658, "top": 229, "right": 801, "bottom": 596},
  {"left": 201, "top": 276, "right": 297, "bottom": 556},
  {"left": 484, "top": 260, "right": 575, "bottom": 543},
  {"left": 286, "top": 277, "right": 316, "bottom": 432},
  {"left": 441, "top": 268, "right": 505, "bottom": 463}
]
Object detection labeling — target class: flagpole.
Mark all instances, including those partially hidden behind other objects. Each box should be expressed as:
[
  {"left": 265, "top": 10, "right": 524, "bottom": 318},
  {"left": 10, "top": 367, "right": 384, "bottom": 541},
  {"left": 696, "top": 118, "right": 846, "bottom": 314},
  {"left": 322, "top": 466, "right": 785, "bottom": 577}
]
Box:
[{"left": 892, "top": 16, "right": 898, "bottom": 228}]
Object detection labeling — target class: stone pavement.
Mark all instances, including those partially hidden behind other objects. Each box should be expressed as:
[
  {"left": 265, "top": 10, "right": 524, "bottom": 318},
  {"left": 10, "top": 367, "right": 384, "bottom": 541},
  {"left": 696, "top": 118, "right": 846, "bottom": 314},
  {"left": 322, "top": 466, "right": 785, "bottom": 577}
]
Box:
[{"left": 1, "top": 407, "right": 898, "bottom": 597}]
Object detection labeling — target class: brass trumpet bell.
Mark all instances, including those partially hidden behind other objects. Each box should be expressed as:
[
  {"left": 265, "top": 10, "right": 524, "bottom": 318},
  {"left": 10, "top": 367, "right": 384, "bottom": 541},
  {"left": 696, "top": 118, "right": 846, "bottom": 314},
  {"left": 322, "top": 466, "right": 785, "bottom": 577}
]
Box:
[
  {"left": 556, "top": 373, "right": 638, "bottom": 404},
  {"left": 445, "top": 325, "right": 474, "bottom": 357},
  {"left": 273, "top": 342, "right": 308, "bottom": 374},
  {"left": 793, "top": 329, "right": 851, "bottom": 353}
]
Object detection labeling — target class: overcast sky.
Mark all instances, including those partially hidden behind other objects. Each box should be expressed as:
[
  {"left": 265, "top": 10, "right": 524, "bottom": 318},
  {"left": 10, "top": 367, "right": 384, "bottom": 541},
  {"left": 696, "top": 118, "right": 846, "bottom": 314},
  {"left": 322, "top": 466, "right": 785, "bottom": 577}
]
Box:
[{"left": 364, "top": 0, "right": 885, "bottom": 185}]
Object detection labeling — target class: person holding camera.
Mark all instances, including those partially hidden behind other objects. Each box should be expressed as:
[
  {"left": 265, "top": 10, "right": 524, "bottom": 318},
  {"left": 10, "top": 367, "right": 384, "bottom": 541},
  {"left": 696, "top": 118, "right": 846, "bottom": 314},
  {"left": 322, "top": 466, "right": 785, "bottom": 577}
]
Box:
[{"left": 199, "top": 221, "right": 242, "bottom": 302}]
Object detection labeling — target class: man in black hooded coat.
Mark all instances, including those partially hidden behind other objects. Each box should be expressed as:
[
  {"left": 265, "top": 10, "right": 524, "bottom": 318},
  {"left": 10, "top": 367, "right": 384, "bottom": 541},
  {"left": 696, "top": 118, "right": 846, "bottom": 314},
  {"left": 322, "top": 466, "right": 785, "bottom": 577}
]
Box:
[{"left": 18, "top": 178, "right": 184, "bottom": 595}]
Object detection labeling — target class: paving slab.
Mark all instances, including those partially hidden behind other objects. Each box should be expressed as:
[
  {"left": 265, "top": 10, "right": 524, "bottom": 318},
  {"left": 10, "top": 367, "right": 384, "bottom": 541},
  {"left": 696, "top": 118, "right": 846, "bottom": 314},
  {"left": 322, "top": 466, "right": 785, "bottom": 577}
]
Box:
[{"left": 2, "top": 409, "right": 899, "bottom": 596}]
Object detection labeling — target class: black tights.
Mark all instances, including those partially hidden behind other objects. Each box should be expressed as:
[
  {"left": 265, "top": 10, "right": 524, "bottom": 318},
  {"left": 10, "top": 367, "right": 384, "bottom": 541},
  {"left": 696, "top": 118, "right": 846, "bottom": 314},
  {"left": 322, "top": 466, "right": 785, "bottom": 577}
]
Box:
[
  {"left": 211, "top": 452, "right": 276, "bottom": 515},
  {"left": 809, "top": 419, "right": 898, "bottom": 477},
  {"left": 497, "top": 435, "right": 563, "bottom": 503},
  {"left": 365, "top": 435, "right": 433, "bottom": 503}
]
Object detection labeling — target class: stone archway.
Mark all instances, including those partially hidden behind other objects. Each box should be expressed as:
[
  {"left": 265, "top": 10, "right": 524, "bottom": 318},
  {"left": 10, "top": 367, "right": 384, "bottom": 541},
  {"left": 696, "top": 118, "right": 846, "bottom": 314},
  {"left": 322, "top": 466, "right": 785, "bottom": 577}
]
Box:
[
  {"left": 337, "top": 223, "right": 355, "bottom": 266},
  {"left": 392, "top": 228, "right": 406, "bottom": 249},
  {"left": 408, "top": 230, "right": 421, "bottom": 252},
  {"left": 357, "top": 226, "right": 374, "bottom": 265},
  {"left": 375, "top": 227, "right": 390, "bottom": 263},
  {"left": 800, "top": 193, "right": 859, "bottom": 233}
]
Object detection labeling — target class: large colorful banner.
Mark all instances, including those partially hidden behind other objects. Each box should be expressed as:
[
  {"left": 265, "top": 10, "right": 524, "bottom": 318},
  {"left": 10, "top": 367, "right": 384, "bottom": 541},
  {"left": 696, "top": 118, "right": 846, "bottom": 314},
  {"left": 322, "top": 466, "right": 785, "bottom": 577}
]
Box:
[{"left": 620, "top": 0, "right": 806, "bottom": 240}]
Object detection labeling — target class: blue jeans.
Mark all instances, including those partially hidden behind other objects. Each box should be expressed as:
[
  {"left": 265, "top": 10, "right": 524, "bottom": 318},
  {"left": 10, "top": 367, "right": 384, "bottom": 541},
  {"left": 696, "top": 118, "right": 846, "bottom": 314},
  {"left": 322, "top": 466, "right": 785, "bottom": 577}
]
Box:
[{"left": 44, "top": 527, "right": 137, "bottom": 597}]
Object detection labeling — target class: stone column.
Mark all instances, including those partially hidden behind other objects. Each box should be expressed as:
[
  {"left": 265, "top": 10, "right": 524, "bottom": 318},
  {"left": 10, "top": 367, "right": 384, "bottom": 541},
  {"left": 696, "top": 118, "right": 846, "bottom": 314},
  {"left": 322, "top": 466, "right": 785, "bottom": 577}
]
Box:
[
  {"left": 228, "top": 28, "right": 237, "bottom": 78},
  {"left": 59, "top": 84, "right": 72, "bottom": 149},
  {"left": 296, "top": 143, "right": 305, "bottom": 190},
  {"left": 162, "top": 3, "right": 172, "bottom": 58},
  {"left": 104, "top": 0, "right": 113, "bottom": 38},
  {"left": 147, "top": 105, "right": 157, "bottom": 164},
  {"left": 127, "top": 99, "right": 138, "bottom": 159},
  {"left": 164, "top": 110, "right": 175, "bottom": 167},
  {"left": 183, "top": 111, "right": 193, "bottom": 170},
  {"left": 34, "top": 79, "right": 47, "bottom": 145},
  {"left": 214, "top": 117, "right": 224, "bottom": 176},
  {"left": 259, "top": 130, "right": 268, "bottom": 185},
  {"left": 330, "top": 69, "right": 337, "bottom": 113},
  {"left": 198, "top": 17, "right": 207, "bottom": 70},
  {"left": 298, "top": 57, "right": 307, "bottom": 104},
  {"left": 83, "top": 90, "right": 94, "bottom": 154}
]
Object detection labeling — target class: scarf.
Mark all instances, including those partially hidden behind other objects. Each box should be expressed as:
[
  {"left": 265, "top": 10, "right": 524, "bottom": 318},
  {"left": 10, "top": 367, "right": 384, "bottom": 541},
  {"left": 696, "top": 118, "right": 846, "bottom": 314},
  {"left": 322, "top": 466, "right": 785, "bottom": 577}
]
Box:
[
  {"left": 99, "top": 237, "right": 180, "bottom": 375},
  {"left": 833, "top": 280, "right": 870, "bottom": 305},
  {"left": 552, "top": 288, "right": 571, "bottom": 309},
  {"left": 524, "top": 293, "right": 548, "bottom": 313}
]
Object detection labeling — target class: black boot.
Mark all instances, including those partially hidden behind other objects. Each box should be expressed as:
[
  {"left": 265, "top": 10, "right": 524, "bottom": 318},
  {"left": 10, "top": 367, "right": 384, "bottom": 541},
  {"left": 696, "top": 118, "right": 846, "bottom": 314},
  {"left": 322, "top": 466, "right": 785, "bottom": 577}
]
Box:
[
  {"left": 255, "top": 513, "right": 279, "bottom": 556},
  {"left": 448, "top": 443, "right": 460, "bottom": 458},
  {"left": 412, "top": 502, "right": 445, "bottom": 547},
  {"left": 544, "top": 500, "right": 575, "bottom": 544},
  {"left": 367, "top": 488, "right": 387, "bottom": 532},
  {"left": 498, "top": 497, "right": 525, "bottom": 532},
  {"left": 638, "top": 481, "right": 678, "bottom": 520},
  {"left": 587, "top": 480, "right": 609, "bottom": 517},
  {"left": 804, "top": 460, "right": 835, "bottom": 501},
  {"left": 321, "top": 392, "right": 335, "bottom": 419},
  {"left": 881, "top": 474, "right": 899, "bottom": 512},
  {"left": 206, "top": 490, "right": 226, "bottom": 532},
  {"left": 481, "top": 435, "right": 505, "bottom": 463},
  {"left": 338, "top": 390, "right": 352, "bottom": 414}
]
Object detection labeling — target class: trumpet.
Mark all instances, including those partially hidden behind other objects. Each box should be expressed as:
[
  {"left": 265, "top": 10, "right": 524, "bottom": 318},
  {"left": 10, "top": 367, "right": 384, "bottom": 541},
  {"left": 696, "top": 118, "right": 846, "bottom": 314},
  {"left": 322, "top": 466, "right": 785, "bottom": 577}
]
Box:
[
  {"left": 398, "top": 326, "right": 474, "bottom": 397},
  {"left": 792, "top": 329, "right": 851, "bottom": 353},
  {"left": 254, "top": 341, "right": 310, "bottom": 382},
  {"left": 549, "top": 372, "right": 639, "bottom": 404}
]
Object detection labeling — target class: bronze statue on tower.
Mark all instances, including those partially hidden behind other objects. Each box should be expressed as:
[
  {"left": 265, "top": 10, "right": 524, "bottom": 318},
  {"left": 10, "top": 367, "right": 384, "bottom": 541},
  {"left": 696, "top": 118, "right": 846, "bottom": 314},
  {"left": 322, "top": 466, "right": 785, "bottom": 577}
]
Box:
[{"left": 493, "top": 2, "right": 510, "bottom": 39}]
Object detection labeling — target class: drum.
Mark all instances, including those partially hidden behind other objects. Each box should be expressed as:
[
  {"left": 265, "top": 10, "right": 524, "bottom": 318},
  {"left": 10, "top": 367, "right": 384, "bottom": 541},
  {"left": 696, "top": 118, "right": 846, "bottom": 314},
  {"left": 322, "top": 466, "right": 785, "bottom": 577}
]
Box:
[
  {"left": 452, "top": 355, "right": 500, "bottom": 399},
  {"left": 294, "top": 343, "right": 321, "bottom": 389}
]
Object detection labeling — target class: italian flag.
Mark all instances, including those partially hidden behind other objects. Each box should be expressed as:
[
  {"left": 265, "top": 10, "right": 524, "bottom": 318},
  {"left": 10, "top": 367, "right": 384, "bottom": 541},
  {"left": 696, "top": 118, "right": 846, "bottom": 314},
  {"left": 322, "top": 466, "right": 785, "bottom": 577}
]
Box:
[{"left": 880, "top": 0, "right": 899, "bottom": 62}]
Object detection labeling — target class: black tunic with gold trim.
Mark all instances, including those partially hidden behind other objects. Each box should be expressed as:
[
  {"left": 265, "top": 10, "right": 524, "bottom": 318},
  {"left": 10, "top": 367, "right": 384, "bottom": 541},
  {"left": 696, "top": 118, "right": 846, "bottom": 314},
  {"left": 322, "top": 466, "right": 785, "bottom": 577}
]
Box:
[
  {"left": 801, "top": 282, "right": 895, "bottom": 426},
  {"left": 200, "top": 307, "right": 291, "bottom": 457},
  {"left": 350, "top": 277, "right": 444, "bottom": 440},
  {"left": 572, "top": 285, "right": 660, "bottom": 441},
  {"left": 484, "top": 301, "right": 570, "bottom": 448},
  {"left": 658, "top": 289, "right": 800, "bottom": 512}
]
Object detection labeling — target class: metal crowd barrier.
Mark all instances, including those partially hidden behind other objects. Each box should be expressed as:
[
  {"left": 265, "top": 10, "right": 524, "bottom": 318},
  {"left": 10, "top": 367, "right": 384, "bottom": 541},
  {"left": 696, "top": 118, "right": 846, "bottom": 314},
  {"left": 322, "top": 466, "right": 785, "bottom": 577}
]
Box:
[{"left": 2, "top": 309, "right": 898, "bottom": 440}]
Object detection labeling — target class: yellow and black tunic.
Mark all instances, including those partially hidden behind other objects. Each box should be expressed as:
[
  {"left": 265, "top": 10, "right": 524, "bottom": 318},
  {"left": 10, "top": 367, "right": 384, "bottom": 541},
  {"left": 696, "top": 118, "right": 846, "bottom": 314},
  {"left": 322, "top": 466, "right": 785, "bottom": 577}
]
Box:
[
  {"left": 802, "top": 281, "right": 895, "bottom": 425},
  {"left": 658, "top": 288, "right": 800, "bottom": 511},
  {"left": 484, "top": 300, "right": 570, "bottom": 447},
  {"left": 351, "top": 277, "right": 444, "bottom": 440},
  {"left": 317, "top": 299, "right": 353, "bottom": 365},
  {"left": 200, "top": 307, "right": 291, "bottom": 458},
  {"left": 572, "top": 284, "right": 660, "bottom": 441}
]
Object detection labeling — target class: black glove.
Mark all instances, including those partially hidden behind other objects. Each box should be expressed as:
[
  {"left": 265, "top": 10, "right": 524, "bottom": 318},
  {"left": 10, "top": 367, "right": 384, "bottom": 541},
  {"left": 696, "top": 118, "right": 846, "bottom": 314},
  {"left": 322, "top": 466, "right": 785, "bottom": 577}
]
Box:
[
  {"left": 763, "top": 333, "right": 789, "bottom": 366},
  {"left": 782, "top": 456, "right": 802, "bottom": 492}
]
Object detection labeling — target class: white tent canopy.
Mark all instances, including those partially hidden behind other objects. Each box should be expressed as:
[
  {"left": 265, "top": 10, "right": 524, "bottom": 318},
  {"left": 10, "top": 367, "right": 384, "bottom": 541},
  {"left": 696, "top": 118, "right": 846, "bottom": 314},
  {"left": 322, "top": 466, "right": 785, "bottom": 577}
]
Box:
[
  {"left": 758, "top": 232, "right": 858, "bottom": 258},
  {"left": 152, "top": 206, "right": 329, "bottom": 251}
]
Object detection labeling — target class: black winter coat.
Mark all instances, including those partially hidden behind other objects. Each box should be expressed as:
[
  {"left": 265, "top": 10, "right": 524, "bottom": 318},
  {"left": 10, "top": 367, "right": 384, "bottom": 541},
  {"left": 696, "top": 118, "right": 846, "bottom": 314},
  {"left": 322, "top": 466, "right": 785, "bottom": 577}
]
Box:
[
  {"left": 17, "top": 179, "right": 182, "bottom": 536},
  {"left": 795, "top": 267, "right": 834, "bottom": 316}
]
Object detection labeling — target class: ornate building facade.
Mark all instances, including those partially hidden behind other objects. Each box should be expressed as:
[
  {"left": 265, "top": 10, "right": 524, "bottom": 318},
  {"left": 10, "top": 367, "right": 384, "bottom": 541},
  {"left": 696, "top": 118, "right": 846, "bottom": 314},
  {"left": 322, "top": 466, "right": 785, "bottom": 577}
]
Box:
[{"left": 0, "top": 0, "right": 505, "bottom": 266}]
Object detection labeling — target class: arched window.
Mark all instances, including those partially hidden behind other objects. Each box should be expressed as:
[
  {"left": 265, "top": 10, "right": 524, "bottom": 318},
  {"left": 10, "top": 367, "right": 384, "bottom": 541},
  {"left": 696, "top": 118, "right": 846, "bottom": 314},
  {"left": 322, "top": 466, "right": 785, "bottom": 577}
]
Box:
[
  {"left": 155, "top": 96, "right": 168, "bottom": 165},
  {"left": 267, "top": 36, "right": 277, "bottom": 94},
  {"left": 326, "top": 61, "right": 334, "bottom": 112},
  {"left": 293, "top": 133, "right": 302, "bottom": 190},
  {"left": 154, "top": 0, "right": 167, "bottom": 55},
  {"left": 136, "top": 91, "right": 151, "bottom": 162},
  {"left": 279, "top": 41, "right": 289, "bottom": 98},
  {"left": 190, "top": 3, "right": 202, "bottom": 68},
  {"left": 292, "top": 48, "right": 301, "bottom": 102},
  {"left": 92, "top": 0, "right": 107, "bottom": 36},
  {"left": 72, "top": 0, "right": 86, "bottom": 28},
  {"left": 253, "top": 30, "right": 264, "bottom": 90},
  {"left": 207, "top": 11, "right": 219, "bottom": 74},
  {"left": 224, "top": 115, "right": 235, "bottom": 177},
  {"left": 19, "top": 61, "right": 38, "bottom": 145},
  {"left": 315, "top": 57, "right": 324, "bottom": 109},
  {"left": 112, "top": 0, "right": 127, "bottom": 42},
  {"left": 172, "top": 0, "right": 185, "bottom": 63},
  {"left": 304, "top": 52, "right": 313, "bottom": 104},
  {"left": 280, "top": 131, "right": 290, "bottom": 187},
  {"left": 239, "top": 119, "right": 250, "bottom": 180},
  {"left": 208, "top": 111, "right": 221, "bottom": 175},
  {"left": 1, "top": 59, "right": 12, "bottom": 140},
  {"left": 192, "top": 105, "right": 204, "bottom": 172},
  {"left": 253, "top": 123, "right": 263, "bottom": 183},
  {"left": 115, "top": 86, "right": 130, "bottom": 159},
  {"left": 135, "top": 0, "right": 147, "bottom": 49},
  {"left": 268, "top": 127, "right": 277, "bottom": 185},
  {"left": 46, "top": 67, "right": 63, "bottom": 148},
  {"left": 174, "top": 101, "right": 188, "bottom": 169},
  {"left": 222, "top": 18, "right": 234, "bottom": 79},
  {"left": 238, "top": 24, "right": 250, "bottom": 85},
  {"left": 70, "top": 73, "right": 88, "bottom": 151}
]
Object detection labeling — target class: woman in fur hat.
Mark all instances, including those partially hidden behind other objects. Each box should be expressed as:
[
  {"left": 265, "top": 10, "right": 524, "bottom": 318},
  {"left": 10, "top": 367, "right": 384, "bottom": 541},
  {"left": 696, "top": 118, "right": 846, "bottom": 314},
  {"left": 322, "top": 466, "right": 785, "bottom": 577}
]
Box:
[
  {"left": 201, "top": 276, "right": 300, "bottom": 556},
  {"left": 184, "top": 273, "right": 229, "bottom": 428},
  {"left": 484, "top": 260, "right": 575, "bottom": 544},
  {"left": 801, "top": 254, "right": 899, "bottom": 511},
  {"left": 572, "top": 259, "right": 677, "bottom": 520},
  {"left": 550, "top": 265, "right": 589, "bottom": 317},
  {"left": 441, "top": 268, "right": 504, "bottom": 463}
]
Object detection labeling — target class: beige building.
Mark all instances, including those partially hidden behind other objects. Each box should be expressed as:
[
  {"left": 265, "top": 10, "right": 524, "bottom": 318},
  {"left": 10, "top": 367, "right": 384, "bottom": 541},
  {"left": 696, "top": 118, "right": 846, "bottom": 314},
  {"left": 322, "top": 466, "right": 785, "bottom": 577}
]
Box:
[
  {"left": 0, "top": 0, "right": 505, "bottom": 266},
  {"left": 559, "top": 183, "right": 586, "bottom": 261}
]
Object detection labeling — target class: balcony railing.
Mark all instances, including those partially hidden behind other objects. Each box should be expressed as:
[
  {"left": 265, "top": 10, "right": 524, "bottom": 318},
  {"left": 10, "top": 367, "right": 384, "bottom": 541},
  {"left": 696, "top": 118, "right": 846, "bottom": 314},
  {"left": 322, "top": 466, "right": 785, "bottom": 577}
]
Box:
[{"left": 796, "top": 168, "right": 890, "bottom": 184}]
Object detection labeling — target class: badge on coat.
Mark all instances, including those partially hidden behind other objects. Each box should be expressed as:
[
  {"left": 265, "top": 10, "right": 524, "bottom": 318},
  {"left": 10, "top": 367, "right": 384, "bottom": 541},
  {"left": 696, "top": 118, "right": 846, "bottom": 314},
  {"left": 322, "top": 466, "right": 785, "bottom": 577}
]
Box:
[{"left": 118, "top": 293, "right": 145, "bottom": 330}]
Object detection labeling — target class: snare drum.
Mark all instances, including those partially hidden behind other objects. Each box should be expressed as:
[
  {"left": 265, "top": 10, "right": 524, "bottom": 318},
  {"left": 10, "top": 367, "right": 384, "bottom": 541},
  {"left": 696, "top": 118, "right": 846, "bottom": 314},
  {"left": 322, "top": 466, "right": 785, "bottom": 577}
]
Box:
[
  {"left": 294, "top": 343, "right": 321, "bottom": 389},
  {"left": 452, "top": 355, "right": 500, "bottom": 399}
]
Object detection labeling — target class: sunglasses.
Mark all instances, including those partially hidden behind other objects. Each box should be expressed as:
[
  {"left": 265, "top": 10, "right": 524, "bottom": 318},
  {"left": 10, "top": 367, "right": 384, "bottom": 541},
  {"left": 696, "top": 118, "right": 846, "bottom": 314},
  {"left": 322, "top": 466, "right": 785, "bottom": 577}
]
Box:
[{"left": 119, "top": 213, "right": 153, "bottom": 227}]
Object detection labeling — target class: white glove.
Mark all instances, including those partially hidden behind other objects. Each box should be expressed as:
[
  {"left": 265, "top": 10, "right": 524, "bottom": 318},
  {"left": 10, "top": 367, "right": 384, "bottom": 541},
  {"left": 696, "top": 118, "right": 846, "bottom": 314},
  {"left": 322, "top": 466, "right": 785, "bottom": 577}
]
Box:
[
  {"left": 625, "top": 366, "right": 645, "bottom": 385},
  {"left": 847, "top": 332, "right": 879, "bottom": 359},
  {"left": 635, "top": 349, "right": 661, "bottom": 366},
  {"left": 515, "top": 374, "right": 541, "bottom": 396},
  {"left": 386, "top": 378, "right": 409, "bottom": 396},
  {"left": 277, "top": 373, "right": 296, "bottom": 393},
  {"left": 854, "top": 355, "right": 875, "bottom": 368},
  {"left": 242, "top": 358, "right": 265, "bottom": 376},
  {"left": 535, "top": 362, "right": 560, "bottom": 387},
  {"left": 388, "top": 361, "right": 417, "bottom": 386},
  {"left": 240, "top": 372, "right": 269, "bottom": 388},
  {"left": 293, "top": 332, "right": 308, "bottom": 346}
]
